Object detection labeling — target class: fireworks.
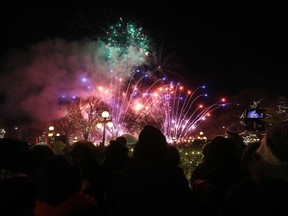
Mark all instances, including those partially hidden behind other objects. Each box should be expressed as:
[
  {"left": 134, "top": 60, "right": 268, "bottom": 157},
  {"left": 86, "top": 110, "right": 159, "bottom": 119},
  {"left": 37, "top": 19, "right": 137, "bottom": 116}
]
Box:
[
  {"left": 62, "top": 18, "right": 228, "bottom": 143},
  {"left": 0, "top": 17, "right": 227, "bottom": 143},
  {"left": 73, "top": 71, "right": 227, "bottom": 143}
]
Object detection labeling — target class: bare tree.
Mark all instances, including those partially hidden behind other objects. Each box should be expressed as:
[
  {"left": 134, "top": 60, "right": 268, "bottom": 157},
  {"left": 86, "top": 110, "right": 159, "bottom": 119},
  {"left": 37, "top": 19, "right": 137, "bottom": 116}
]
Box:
[{"left": 65, "top": 96, "right": 108, "bottom": 142}]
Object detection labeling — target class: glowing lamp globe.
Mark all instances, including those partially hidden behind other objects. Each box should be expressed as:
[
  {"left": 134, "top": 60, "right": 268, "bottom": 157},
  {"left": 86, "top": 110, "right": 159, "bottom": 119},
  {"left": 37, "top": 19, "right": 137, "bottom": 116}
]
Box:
[{"left": 102, "top": 111, "right": 109, "bottom": 118}]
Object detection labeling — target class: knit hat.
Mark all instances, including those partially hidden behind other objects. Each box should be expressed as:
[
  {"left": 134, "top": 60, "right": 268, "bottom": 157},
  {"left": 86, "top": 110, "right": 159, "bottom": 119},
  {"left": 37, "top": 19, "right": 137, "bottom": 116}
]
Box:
[{"left": 257, "top": 122, "right": 288, "bottom": 165}]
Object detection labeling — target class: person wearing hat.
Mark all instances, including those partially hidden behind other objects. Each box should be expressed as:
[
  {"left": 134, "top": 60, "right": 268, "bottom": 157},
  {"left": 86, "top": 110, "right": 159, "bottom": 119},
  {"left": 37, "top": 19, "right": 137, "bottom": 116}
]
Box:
[
  {"left": 226, "top": 123, "right": 246, "bottom": 162},
  {"left": 222, "top": 122, "right": 288, "bottom": 216},
  {"left": 190, "top": 136, "right": 245, "bottom": 216}
]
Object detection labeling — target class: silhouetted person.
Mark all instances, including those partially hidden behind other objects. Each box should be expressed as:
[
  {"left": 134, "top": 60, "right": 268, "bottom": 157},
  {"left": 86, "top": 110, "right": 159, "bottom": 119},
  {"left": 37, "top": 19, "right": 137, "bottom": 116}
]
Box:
[
  {"left": 107, "top": 125, "right": 193, "bottom": 216},
  {"left": 167, "top": 145, "right": 188, "bottom": 181},
  {"left": 226, "top": 123, "right": 246, "bottom": 162},
  {"left": 101, "top": 139, "right": 131, "bottom": 214},
  {"left": 29, "top": 143, "right": 55, "bottom": 179},
  {"left": 222, "top": 122, "right": 288, "bottom": 216},
  {"left": 115, "top": 136, "right": 128, "bottom": 147},
  {"left": 66, "top": 140, "right": 105, "bottom": 209},
  {"left": 102, "top": 139, "right": 131, "bottom": 177},
  {"left": 190, "top": 136, "right": 245, "bottom": 216}
]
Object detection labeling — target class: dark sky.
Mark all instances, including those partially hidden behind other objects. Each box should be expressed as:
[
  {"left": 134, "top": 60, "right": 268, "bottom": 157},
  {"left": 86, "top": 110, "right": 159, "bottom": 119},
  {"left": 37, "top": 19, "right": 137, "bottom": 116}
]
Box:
[{"left": 1, "top": 1, "right": 287, "bottom": 98}]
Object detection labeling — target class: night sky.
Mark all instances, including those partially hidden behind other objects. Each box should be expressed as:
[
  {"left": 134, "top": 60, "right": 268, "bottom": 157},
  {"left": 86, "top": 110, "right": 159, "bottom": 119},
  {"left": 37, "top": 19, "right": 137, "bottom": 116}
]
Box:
[{"left": 1, "top": 1, "right": 287, "bottom": 96}]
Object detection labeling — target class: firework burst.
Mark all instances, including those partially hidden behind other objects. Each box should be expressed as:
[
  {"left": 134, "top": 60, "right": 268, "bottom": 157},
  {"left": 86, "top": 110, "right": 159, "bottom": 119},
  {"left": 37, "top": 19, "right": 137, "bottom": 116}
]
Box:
[{"left": 101, "top": 17, "right": 150, "bottom": 78}]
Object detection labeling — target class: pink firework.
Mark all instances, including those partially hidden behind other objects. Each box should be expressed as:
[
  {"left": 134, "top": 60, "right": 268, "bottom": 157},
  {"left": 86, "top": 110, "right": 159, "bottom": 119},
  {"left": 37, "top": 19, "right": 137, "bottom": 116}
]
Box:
[{"left": 76, "top": 71, "right": 227, "bottom": 143}]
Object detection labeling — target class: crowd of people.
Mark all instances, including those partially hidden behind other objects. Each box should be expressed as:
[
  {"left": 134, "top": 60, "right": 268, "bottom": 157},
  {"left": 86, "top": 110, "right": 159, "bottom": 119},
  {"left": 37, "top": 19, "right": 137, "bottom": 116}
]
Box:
[{"left": 1, "top": 122, "right": 288, "bottom": 216}]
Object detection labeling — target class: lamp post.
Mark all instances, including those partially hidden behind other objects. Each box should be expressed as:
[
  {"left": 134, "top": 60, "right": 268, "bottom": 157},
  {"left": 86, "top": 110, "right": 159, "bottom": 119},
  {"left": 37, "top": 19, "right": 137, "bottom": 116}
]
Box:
[{"left": 97, "top": 111, "right": 112, "bottom": 149}]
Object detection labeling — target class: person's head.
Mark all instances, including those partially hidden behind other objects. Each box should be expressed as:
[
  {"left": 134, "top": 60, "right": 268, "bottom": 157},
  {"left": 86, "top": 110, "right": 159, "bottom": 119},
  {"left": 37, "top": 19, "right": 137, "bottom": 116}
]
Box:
[
  {"left": 29, "top": 144, "right": 55, "bottom": 177},
  {"left": 116, "top": 136, "right": 127, "bottom": 147},
  {"left": 67, "top": 140, "right": 104, "bottom": 165},
  {"left": 29, "top": 144, "right": 55, "bottom": 162},
  {"left": 202, "top": 136, "right": 238, "bottom": 164},
  {"left": 105, "top": 139, "right": 129, "bottom": 159},
  {"left": 200, "top": 142, "right": 211, "bottom": 162},
  {"left": 167, "top": 145, "right": 181, "bottom": 166},
  {"left": 257, "top": 122, "right": 288, "bottom": 165},
  {"left": 226, "top": 123, "right": 242, "bottom": 139},
  {"left": 134, "top": 125, "right": 168, "bottom": 163}
]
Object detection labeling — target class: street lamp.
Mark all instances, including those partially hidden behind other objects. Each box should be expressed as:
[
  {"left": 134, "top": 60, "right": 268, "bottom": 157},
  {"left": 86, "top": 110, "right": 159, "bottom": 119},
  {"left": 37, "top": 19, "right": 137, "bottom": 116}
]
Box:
[{"left": 96, "top": 111, "right": 112, "bottom": 149}]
